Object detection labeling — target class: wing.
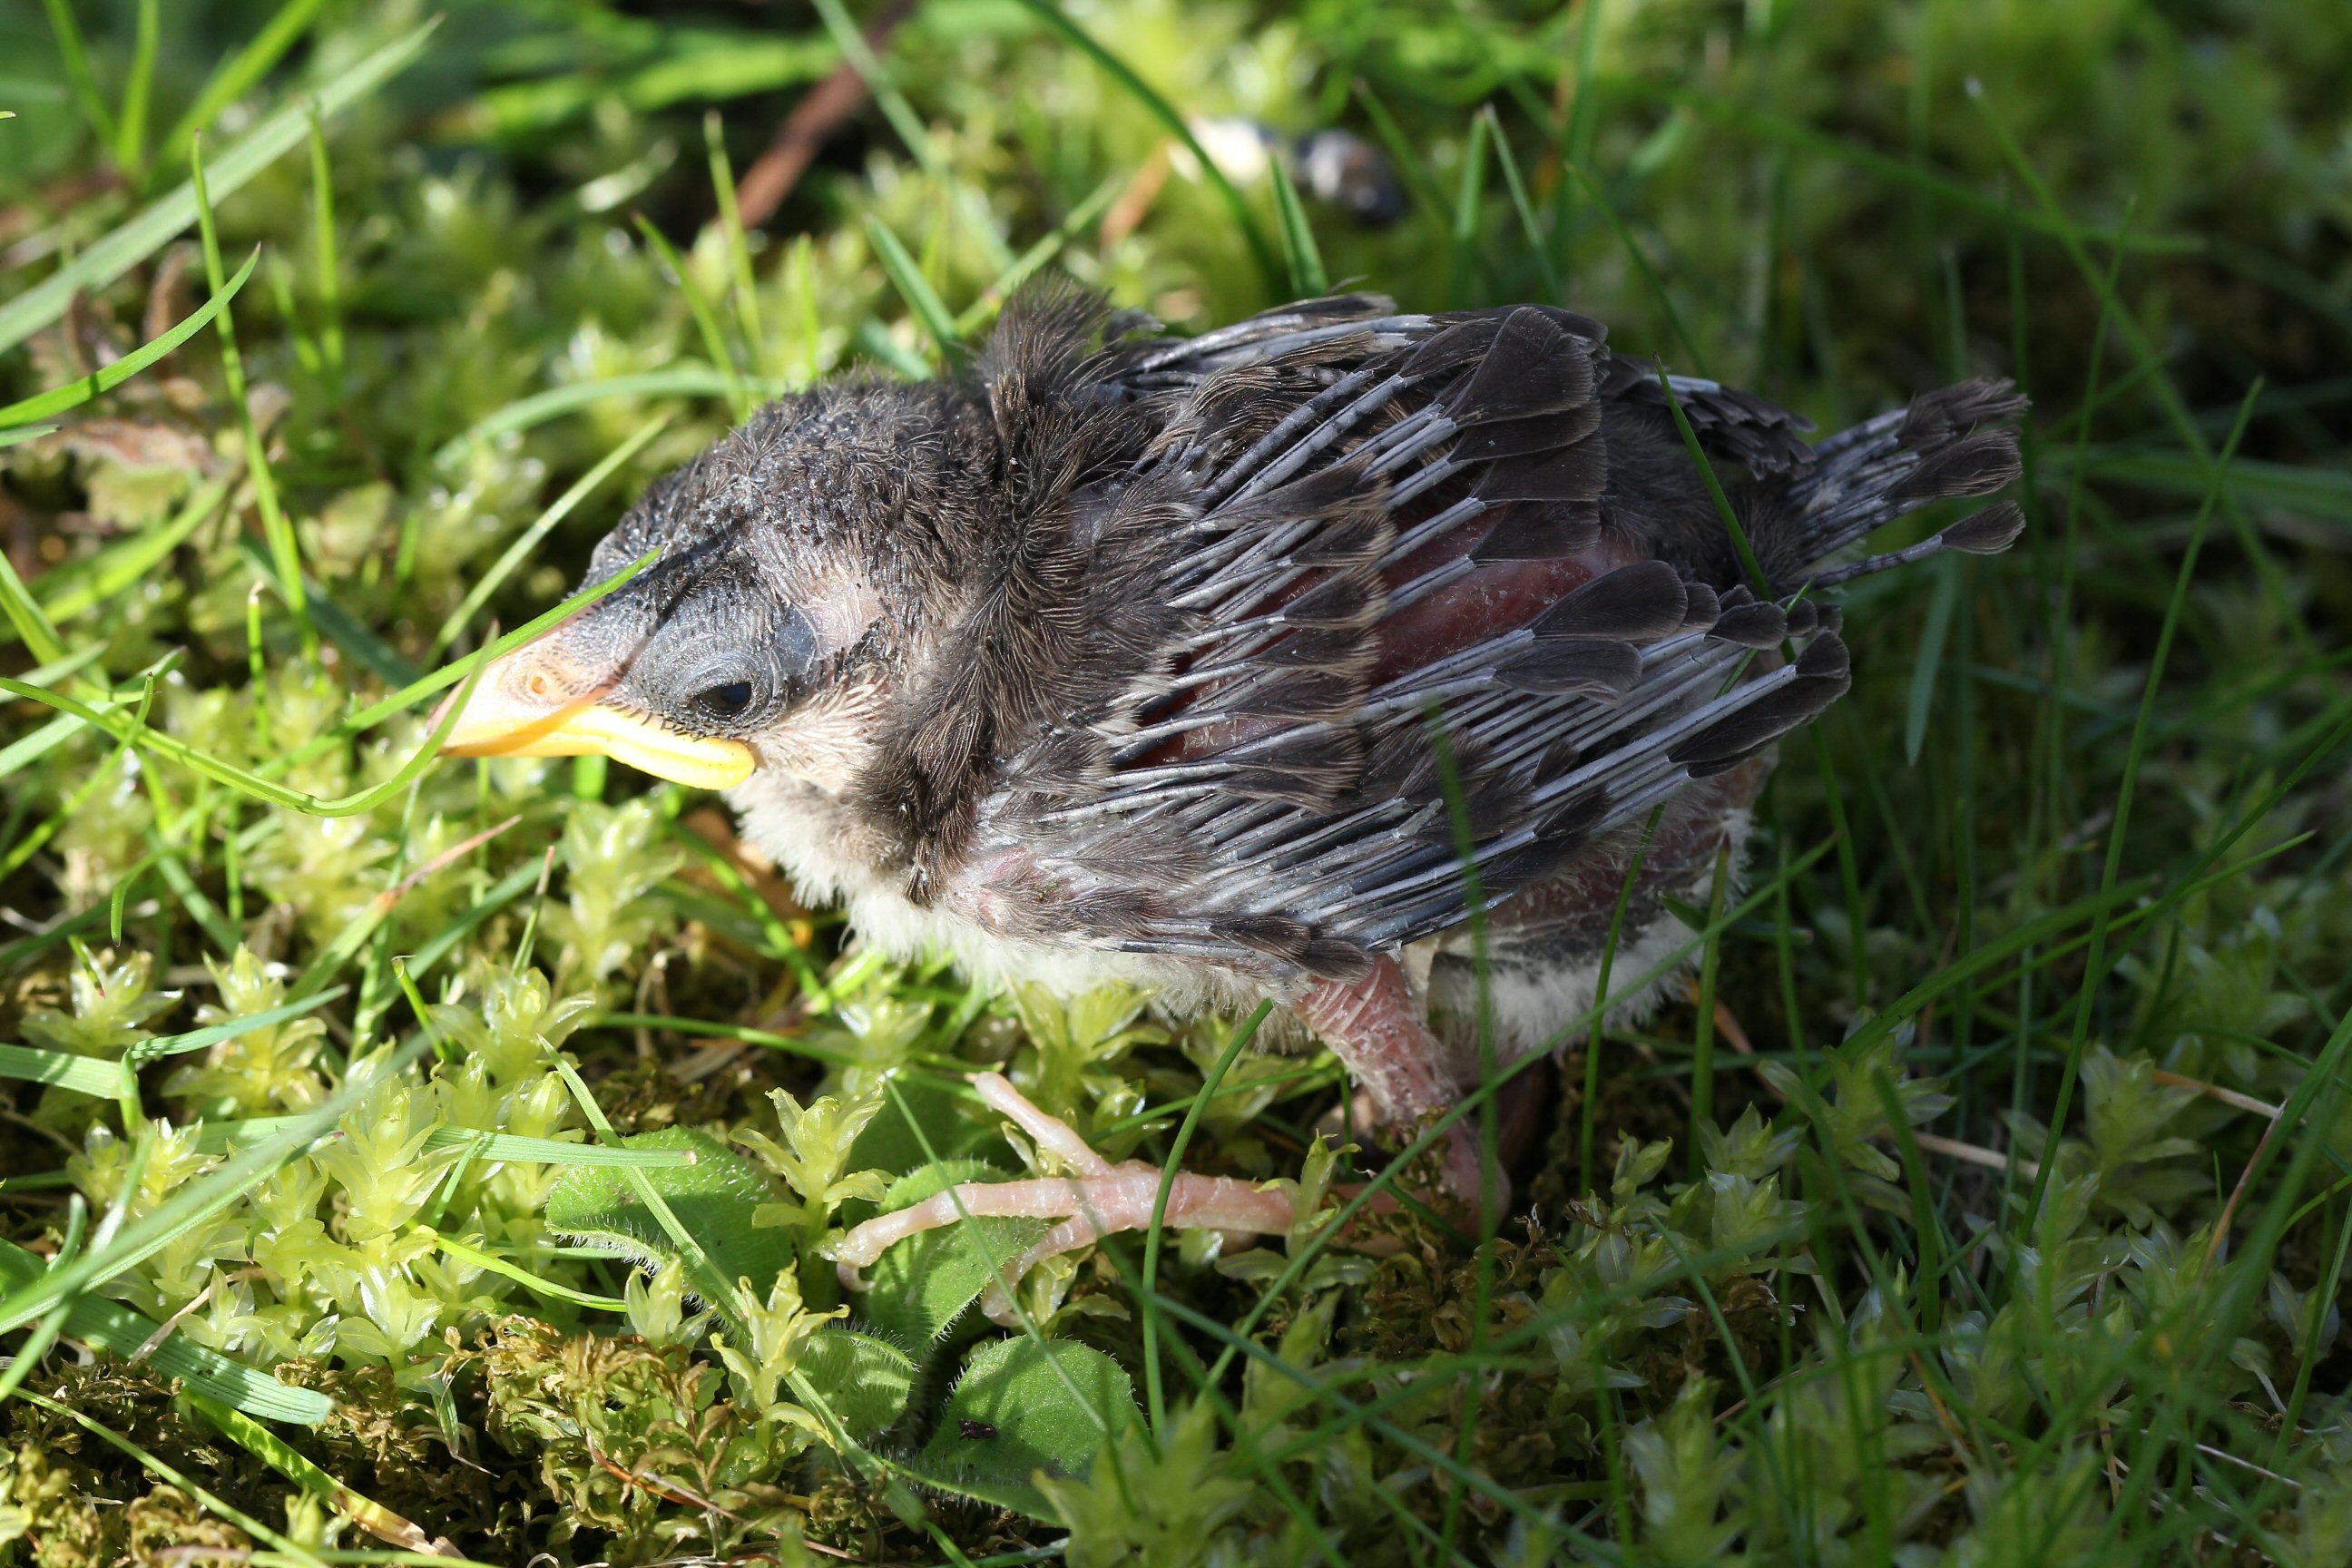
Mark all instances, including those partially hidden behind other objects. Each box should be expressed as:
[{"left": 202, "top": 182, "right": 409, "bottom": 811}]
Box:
[
  {"left": 916, "top": 296, "right": 2019, "bottom": 982},
  {"left": 930, "top": 296, "right": 1858, "bottom": 983}
]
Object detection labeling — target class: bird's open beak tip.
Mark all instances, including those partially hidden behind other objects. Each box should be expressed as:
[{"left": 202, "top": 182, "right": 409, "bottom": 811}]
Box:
[{"left": 436, "top": 687, "right": 755, "bottom": 791}]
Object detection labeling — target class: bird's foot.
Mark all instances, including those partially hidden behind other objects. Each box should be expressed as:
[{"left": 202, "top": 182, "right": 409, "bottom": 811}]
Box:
[{"left": 827, "top": 1071, "right": 1297, "bottom": 1326}]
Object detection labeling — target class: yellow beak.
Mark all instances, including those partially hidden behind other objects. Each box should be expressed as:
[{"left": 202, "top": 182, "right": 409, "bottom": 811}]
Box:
[{"left": 437, "top": 663, "right": 756, "bottom": 791}]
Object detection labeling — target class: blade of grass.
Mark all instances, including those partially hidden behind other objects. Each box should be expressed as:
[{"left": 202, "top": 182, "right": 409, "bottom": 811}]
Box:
[
  {"left": 187, "top": 1392, "right": 446, "bottom": 1553},
  {"left": 2020, "top": 379, "right": 2262, "bottom": 1229},
  {"left": 634, "top": 215, "right": 750, "bottom": 421},
  {"left": 194, "top": 1119, "right": 699, "bottom": 1168},
  {"left": 114, "top": 0, "right": 159, "bottom": 181},
  {"left": 191, "top": 136, "right": 312, "bottom": 660},
  {"left": 0, "top": 705, "right": 126, "bottom": 785},
  {"left": 160, "top": 0, "right": 329, "bottom": 168},
  {"left": 1142, "top": 999, "right": 1272, "bottom": 1436},
  {"left": 1630, "top": 79, "right": 2200, "bottom": 260},
  {"left": 1210, "top": 831, "right": 1837, "bottom": 1397},
  {"left": 15, "top": 1390, "right": 330, "bottom": 1566},
  {"left": 35, "top": 476, "right": 230, "bottom": 622},
  {"left": 1268, "top": 161, "right": 1328, "bottom": 299},
  {"left": 1652, "top": 363, "right": 1768, "bottom": 590},
  {"left": 807, "top": 0, "right": 1015, "bottom": 276},
  {"left": 1484, "top": 106, "right": 1563, "bottom": 304},
  {"left": 1563, "top": 0, "right": 1607, "bottom": 176},
  {"left": 0, "top": 1243, "right": 332, "bottom": 1423},
  {"left": 1009, "top": 0, "right": 1281, "bottom": 293},
  {"left": 36, "top": 0, "right": 116, "bottom": 149},
  {"left": 0, "top": 542, "right": 64, "bottom": 667},
  {"left": 0, "top": 1039, "right": 427, "bottom": 1336},
  {"left": 232, "top": 534, "right": 417, "bottom": 687},
  {"left": 704, "top": 109, "right": 767, "bottom": 378},
  {"left": 0, "top": 246, "right": 258, "bottom": 428},
  {"left": 434, "top": 368, "right": 789, "bottom": 465},
  {"left": 122, "top": 987, "right": 347, "bottom": 1066},
  {"left": 953, "top": 168, "right": 1129, "bottom": 337},
  {"left": 422, "top": 1230, "right": 628, "bottom": 1309},
  {"left": 1450, "top": 106, "right": 1491, "bottom": 309},
  {"left": 1689, "top": 839, "right": 1730, "bottom": 1178},
  {"left": 1576, "top": 164, "right": 1708, "bottom": 377},
  {"left": 1969, "top": 78, "right": 2314, "bottom": 659},
  {"left": 429, "top": 415, "right": 669, "bottom": 659},
  {"left": 1581, "top": 804, "right": 1662, "bottom": 1192},
  {"left": 0, "top": 1043, "right": 121, "bottom": 1098},
  {"left": 305, "top": 104, "right": 345, "bottom": 397},
  {"left": 1903, "top": 554, "right": 1962, "bottom": 764},
  {"left": 867, "top": 213, "right": 965, "bottom": 367},
  {"left": 1349, "top": 80, "right": 1448, "bottom": 222}
]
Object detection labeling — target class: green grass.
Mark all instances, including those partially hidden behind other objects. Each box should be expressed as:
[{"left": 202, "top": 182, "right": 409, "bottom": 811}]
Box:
[{"left": 0, "top": 0, "right": 2349, "bottom": 1563}]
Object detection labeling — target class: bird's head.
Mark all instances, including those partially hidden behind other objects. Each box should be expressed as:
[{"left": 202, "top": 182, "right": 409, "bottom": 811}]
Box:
[{"left": 436, "top": 385, "right": 985, "bottom": 793}]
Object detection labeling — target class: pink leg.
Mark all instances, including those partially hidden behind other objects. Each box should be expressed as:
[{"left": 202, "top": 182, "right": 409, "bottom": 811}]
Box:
[
  {"left": 829, "top": 1073, "right": 1297, "bottom": 1324},
  {"left": 1296, "top": 957, "right": 1497, "bottom": 1203}
]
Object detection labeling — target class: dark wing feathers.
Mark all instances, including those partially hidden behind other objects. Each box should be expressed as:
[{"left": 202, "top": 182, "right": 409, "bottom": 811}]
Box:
[{"left": 935, "top": 293, "right": 2018, "bottom": 978}]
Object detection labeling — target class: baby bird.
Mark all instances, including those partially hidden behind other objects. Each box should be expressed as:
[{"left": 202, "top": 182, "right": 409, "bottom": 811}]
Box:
[{"left": 442, "top": 291, "right": 2024, "bottom": 1291}]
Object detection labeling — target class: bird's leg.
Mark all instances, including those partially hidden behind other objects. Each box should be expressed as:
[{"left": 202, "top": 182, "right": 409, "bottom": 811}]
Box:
[
  {"left": 1295, "top": 956, "right": 1495, "bottom": 1204},
  {"left": 828, "top": 1071, "right": 1296, "bottom": 1325}
]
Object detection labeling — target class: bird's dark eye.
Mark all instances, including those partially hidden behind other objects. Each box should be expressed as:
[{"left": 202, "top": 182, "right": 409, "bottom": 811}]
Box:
[{"left": 694, "top": 680, "right": 757, "bottom": 722}]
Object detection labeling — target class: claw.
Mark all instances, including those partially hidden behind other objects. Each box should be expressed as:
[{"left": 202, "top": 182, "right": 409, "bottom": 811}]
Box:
[{"left": 827, "top": 1072, "right": 1297, "bottom": 1325}]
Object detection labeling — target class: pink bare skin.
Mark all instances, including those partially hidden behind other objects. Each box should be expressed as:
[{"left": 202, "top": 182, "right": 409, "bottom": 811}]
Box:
[
  {"left": 1293, "top": 956, "right": 1496, "bottom": 1201},
  {"left": 829, "top": 1072, "right": 1297, "bottom": 1325},
  {"left": 828, "top": 963, "right": 1507, "bottom": 1322}
]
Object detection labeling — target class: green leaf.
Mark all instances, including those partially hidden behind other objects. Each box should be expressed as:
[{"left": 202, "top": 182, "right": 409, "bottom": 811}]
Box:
[
  {"left": 0, "top": 1242, "right": 331, "bottom": 1426},
  {"left": 0, "top": 20, "right": 437, "bottom": 358},
  {"left": 0, "top": 247, "right": 259, "bottom": 428},
  {"left": 796, "top": 1328, "right": 917, "bottom": 1435},
  {"left": 544, "top": 1127, "right": 794, "bottom": 1308},
  {"left": 858, "top": 1161, "right": 1048, "bottom": 1347},
  {"left": 918, "top": 1337, "right": 1140, "bottom": 1518}
]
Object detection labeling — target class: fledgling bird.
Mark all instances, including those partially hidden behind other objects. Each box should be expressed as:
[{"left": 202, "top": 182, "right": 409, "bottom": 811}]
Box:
[{"left": 441, "top": 291, "right": 2024, "bottom": 1289}]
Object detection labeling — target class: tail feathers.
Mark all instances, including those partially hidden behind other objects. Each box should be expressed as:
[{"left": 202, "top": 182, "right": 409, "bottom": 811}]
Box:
[{"left": 1775, "top": 377, "right": 2028, "bottom": 589}]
